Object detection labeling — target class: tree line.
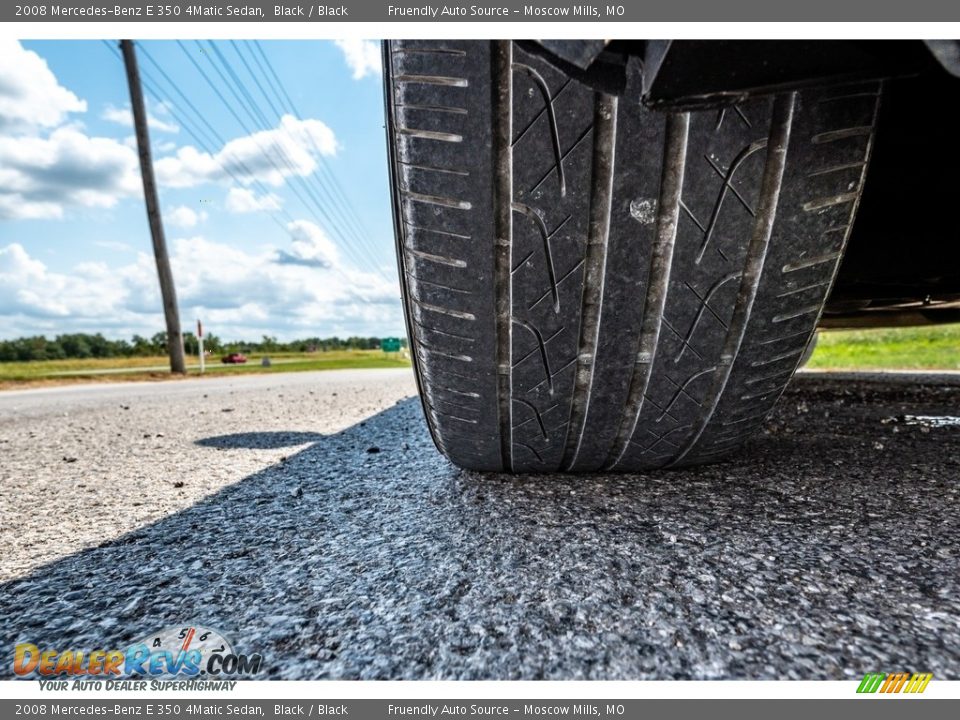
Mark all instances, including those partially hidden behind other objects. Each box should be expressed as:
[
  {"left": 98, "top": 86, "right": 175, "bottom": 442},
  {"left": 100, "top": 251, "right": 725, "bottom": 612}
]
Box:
[{"left": 0, "top": 333, "right": 404, "bottom": 362}]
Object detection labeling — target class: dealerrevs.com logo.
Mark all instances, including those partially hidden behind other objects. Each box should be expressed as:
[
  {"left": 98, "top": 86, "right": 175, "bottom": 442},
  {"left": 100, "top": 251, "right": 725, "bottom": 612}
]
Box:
[{"left": 13, "top": 626, "right": 263, "bottom": 684}]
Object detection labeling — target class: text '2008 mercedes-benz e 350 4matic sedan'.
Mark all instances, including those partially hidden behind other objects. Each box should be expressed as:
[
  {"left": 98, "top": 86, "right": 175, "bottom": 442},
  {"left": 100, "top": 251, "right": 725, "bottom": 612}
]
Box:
[{"left": 383, "top": 40, "right": 960, "bottom": 473}]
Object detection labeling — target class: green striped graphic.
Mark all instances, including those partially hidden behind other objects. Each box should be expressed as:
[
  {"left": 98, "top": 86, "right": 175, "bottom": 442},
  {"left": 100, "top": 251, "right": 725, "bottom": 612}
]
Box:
[{"left": 857, "top": 673, "right": 886, "bottom": 693}]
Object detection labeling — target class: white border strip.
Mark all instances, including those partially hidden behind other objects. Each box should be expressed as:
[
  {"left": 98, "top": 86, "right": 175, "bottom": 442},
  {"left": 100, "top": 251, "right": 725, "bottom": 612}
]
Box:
[
  {"left": 2, "top": 679, "right": 959, "bottom": 699},
  {"left": 10, "top": 21, "right": 960, "bottom": 40}
]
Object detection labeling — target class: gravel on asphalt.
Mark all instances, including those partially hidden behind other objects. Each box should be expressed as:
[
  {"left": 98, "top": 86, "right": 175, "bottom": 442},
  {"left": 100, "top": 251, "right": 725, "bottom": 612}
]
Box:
[{"left": 0, "top": 369, "right": 957, "bottom": 680}]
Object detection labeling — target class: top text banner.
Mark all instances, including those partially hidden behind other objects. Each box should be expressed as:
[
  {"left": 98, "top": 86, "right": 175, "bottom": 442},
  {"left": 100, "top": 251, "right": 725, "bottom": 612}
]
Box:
[{"left": 6, "top": 0, "right": 960, "bottom": 22}]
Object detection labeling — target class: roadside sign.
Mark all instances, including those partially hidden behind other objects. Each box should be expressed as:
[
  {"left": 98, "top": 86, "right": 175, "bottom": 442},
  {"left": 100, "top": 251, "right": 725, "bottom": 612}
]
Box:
[{"left": 382, "top": 337, "right": 402, "bottom": 353}]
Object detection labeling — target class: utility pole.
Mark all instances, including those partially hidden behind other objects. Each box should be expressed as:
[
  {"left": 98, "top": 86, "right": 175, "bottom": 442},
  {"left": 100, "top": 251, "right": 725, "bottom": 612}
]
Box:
[{"left": 121, "top": 39, "right": 186, "bottom": 374}]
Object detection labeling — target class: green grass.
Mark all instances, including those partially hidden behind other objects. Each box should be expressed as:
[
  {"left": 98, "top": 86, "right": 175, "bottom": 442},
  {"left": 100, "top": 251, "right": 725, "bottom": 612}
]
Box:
[
  {"left": 807, "top": 324, "right": 960, "bottom": 370},
  {"left": 0, "top": 350, "right": 410, "bottom": 386},
  {"left": 1, "top": 325, "right": 957, "bottom": 388}
]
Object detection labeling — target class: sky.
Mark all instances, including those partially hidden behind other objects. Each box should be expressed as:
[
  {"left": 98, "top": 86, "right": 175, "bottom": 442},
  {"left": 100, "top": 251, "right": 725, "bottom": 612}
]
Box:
[{"left": 0, "top": 38, "right": 403, "bottom": 342}]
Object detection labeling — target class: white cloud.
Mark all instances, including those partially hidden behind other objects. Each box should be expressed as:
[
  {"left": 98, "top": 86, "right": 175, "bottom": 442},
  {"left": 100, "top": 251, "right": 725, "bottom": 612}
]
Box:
[
  {"left": 0, "top": 243, "right": 44, "bottom": 280},
  {"left": 0, "top": 43, "right": 397, "bottom": 339},
  {"left": 102, "top": 102, "right": 179, "bottom": 133},
  {"left": 0, "top": 46, "right": 142, "bottom": 221},
  {"left": 0, "top": 127, "right": 141, "bottom": 219},
  {"left": 0, "top": 243, "right": 129, "bottom": 319},
  {"left": 165, "top": 205, "right": 207, "bottom": 228},
  {"left": 0, "top": 40, "right": 87, "bottom": 132},
  {"left": 276, "top": 220, "right": 339, "bottom": 268},
  {"left": 155, "top": 115, "right": 337, "bottom": 189},
  {"left": 225, "top": 187, "right": 282, "bottom": 213},
  {"left": 334, "top": 40, "right": 381, "bottom": 80},
  {"left": 167, "top": 233, "right": 398, "bottom": 336},
  {"left": 0, "top": 230, "right": 400, "bottom": 340}
]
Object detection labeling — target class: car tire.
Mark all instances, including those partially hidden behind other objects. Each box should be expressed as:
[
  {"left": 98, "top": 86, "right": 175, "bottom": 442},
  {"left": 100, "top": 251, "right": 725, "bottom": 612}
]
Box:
[
  {"left": 800, "top": 331, "right": 820, "bottom": 367},
  {"left": 384, "top": 40, "right": 881, "bottom": 472}
]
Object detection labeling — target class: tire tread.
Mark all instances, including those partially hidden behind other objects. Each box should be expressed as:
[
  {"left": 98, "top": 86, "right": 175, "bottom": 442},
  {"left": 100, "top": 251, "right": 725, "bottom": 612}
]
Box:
[{"left": 386, "top": 41, "right": 882, "bottom": 473}]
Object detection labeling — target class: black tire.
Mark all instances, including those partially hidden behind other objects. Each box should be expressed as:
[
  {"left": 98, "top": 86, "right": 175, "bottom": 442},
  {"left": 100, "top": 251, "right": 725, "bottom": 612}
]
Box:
[{"left": 385, "top": 40, "right": 881, "bottom": 472}]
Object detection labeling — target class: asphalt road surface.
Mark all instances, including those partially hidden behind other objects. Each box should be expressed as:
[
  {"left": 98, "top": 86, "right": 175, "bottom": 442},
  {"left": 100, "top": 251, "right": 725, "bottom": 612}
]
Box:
[{"left": 1, "top": 369, "right": 958, "bottom": 680}]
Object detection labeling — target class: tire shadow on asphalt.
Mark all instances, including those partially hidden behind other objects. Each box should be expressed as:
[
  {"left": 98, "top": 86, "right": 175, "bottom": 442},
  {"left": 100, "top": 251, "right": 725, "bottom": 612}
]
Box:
[{"left": 1, "top": 381, "right": 958, "bottom": 680}]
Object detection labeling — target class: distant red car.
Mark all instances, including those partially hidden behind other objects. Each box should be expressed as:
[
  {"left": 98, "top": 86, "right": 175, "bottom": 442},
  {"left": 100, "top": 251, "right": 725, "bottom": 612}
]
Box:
[{"left": 221, "top": 353, "right": 247, "bottom": 364}]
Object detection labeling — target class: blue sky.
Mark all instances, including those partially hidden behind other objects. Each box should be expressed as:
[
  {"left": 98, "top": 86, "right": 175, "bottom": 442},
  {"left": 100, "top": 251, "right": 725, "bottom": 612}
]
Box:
[{"left": 0, "top": 39, "right": 402, "bottom": 341}]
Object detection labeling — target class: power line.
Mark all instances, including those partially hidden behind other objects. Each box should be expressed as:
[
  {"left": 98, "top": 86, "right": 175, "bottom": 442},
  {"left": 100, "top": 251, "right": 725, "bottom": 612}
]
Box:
[
  {"left": 140, "top": 39, "right": 388, "bottom": 294},
  {"left": 102, "top": 40, "right": 291, "bottom": 233},
  {"left": 252, "top": 39, "right": 378, "bottom": 245},
  {"left": 209, "top": 40, "right": 391, "bottom": 282},
  {"left": 250, "top": 41, "right": 387, "bottom": 272},
  {"left": 99, "top": 40, "right": 380, "bottom": 305},
  {"left": 230, "top": 40, "right": 375, "bottom": 258},
  {"left": 181, "top": 39, "right": 388, "bottom": 280},
  {"left": 230, "top": 40, "right": 285, "bottom": 122}
]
